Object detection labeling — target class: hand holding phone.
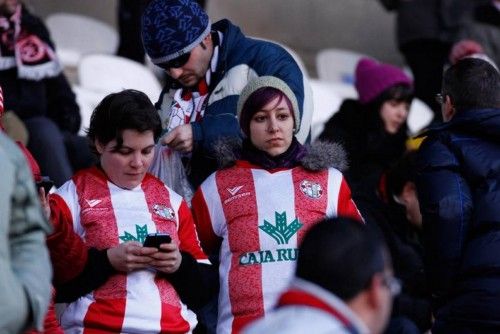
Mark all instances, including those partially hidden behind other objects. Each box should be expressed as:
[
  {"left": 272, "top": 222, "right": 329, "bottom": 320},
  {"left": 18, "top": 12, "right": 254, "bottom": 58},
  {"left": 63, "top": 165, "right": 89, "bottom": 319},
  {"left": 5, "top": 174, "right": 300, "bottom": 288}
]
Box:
[
  {"left": 36, "top": 176, "right": 54, "bottom": 195},
  {"left": 143, "top": 233, "right": 172, "bottom": 249},
  {"left": 145, "top": 233, "right": 181, "bottom": 274}
]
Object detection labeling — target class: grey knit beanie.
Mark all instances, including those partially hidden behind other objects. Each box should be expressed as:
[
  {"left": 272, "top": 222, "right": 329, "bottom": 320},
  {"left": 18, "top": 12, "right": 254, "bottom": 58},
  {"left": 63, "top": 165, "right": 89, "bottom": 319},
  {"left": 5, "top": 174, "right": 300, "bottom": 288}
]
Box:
[{"left": 237, "top": 76, "right": 300, "bottom": 136}]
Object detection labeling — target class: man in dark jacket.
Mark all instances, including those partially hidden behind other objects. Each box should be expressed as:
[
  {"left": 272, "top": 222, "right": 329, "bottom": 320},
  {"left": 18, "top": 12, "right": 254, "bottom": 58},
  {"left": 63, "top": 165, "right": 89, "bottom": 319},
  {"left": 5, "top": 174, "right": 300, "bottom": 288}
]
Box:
[
  {"left": 416, "top": 57, "right": 500, "bottom": 333},
  {"left": 141, "top": 0, "right": 312, "bottom": 188}
]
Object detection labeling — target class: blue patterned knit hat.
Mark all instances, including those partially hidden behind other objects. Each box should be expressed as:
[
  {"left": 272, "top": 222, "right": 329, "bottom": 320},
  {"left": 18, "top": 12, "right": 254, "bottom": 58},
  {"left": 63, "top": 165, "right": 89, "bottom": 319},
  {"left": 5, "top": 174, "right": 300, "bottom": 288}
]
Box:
[{"left": 141, "top": 0, "right": 211, "bottom": 64}]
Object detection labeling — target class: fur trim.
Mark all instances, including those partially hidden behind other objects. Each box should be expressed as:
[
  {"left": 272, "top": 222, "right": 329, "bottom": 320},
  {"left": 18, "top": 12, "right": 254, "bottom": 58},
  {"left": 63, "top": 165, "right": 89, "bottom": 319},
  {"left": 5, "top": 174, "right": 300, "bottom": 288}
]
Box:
[
  {"left": 301, "top": 141, "right": 348, "bottom": 172},
  {"left": 212, "top": 138, "right": 348, "bottom": 172},
  {"left": 212, "top": 136, "right": 242, "bottom": 169}
]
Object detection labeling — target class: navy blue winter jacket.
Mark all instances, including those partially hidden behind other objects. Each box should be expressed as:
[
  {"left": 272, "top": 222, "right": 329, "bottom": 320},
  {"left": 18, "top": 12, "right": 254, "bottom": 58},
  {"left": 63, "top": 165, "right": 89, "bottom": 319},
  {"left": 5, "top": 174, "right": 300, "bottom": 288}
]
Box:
[{"left": 416, "top": 108, "right": 500, "bottom": 327}]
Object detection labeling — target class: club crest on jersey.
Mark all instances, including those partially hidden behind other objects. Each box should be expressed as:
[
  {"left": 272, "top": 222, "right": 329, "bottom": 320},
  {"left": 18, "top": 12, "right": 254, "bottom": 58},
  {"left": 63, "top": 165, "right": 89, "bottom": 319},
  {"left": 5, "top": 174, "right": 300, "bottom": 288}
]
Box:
[
  {"left": 153, "top": 204, "right": 175, "bottom": 220},
  {"left": 300, "top": 180, "right": 323, "bottom": 199}
]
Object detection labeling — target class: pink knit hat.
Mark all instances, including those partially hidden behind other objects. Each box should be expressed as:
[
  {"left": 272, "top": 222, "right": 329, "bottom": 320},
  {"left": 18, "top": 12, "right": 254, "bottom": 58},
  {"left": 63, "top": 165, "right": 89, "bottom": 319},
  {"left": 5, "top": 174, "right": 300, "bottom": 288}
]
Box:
[{"left": 355, "top": 58, "right": 412, "bottom": 104}]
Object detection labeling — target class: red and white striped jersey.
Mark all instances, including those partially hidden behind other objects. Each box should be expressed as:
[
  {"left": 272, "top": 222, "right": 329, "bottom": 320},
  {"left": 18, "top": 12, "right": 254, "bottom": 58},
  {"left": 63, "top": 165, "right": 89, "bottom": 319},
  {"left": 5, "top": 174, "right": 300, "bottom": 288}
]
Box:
[
  {"left": 52, "top": 167, "right": 208, "bottom": 333},
  {"left": 192, "top": 161, "right": 362, "bottom": 334}
]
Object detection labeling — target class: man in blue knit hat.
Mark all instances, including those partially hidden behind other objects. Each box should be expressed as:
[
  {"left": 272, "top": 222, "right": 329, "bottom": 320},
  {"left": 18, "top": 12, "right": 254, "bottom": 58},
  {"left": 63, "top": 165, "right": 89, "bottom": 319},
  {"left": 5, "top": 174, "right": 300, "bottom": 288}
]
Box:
[{"left": 141, "top": 0, "right": 312, "bottom": 187}]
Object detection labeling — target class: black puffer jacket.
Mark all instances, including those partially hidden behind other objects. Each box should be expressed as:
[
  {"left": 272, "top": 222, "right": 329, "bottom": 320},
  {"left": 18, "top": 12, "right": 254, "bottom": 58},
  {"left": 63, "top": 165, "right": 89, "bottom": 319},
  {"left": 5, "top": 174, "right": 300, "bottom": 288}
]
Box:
[{"left": 416, "top": 108, "right": 500, "bottom": 330}]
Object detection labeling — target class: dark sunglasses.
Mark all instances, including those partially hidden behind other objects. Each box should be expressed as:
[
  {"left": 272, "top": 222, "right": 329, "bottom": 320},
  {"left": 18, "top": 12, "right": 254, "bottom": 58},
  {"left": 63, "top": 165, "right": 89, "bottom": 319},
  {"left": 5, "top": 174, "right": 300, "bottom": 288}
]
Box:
[{"left": 158, "top": 52, "right": 191, "bottom": 70}]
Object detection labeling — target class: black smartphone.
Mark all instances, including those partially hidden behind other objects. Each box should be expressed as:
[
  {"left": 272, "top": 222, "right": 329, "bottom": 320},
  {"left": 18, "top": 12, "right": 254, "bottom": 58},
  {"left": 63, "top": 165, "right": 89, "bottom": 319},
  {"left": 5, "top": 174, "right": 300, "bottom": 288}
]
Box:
[
  {"left": 36, "top": 177, "right": 54, "bottom": 195},
  {"left": 143, "top": 233, "right": 172, "bottom": 248}
]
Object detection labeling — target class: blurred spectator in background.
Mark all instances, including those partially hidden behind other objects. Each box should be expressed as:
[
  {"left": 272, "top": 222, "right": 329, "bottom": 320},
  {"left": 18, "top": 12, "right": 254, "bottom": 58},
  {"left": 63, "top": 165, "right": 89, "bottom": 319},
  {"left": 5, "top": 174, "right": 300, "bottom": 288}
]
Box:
[
  {"left": 2, "top": 84, "right": 63, "bottom": 334},
  {"left": 319, "top": 59, "right": 427, "bottom": 333},
  {"left": 0, "top": 129, "right": 52, "bottom": 333},
  {"left": 378, "top": 151, "right": 432, "bottom": 333},
  {"left": 416, "top": 58, "right": 500, "bottom": 333},
  {"left": 116, "top": 0, "right": 151, "bottom": 63},
  {"left": 19, "top": 152, "right": 63, "bottom": 334},
  {"left": 0, "top": 0, "right": 94, "bottom": 186},
  {"left": 141, "top": 0, "right": 312, "bottom": 188},
  {"left": 450, "top": 0, "right": 500, "bottom": 67},
  {"left": 318, "top": 57, "right": 413, "bottom": 210},
  {"left": 243, "top": 217, "right": 396, "bottom": 334},
  {"left": 383, "top": 152, "right": 422, "bottom": 234},
  {"left": 379, "top": 0, "right": 473, "bottom": 123}
]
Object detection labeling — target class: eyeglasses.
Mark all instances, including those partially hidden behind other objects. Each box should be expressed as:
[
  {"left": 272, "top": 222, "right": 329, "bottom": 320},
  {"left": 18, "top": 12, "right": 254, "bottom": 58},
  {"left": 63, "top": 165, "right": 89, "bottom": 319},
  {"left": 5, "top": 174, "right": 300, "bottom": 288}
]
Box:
[
  {"left": 435, "top": 93, "right": 444, "bottom": 105},
  {"left": 381, "top": 275, "right": 401, "bottom": 297},
  {"left": 158, "top": 52, "right": 191, "bottom": 70}
]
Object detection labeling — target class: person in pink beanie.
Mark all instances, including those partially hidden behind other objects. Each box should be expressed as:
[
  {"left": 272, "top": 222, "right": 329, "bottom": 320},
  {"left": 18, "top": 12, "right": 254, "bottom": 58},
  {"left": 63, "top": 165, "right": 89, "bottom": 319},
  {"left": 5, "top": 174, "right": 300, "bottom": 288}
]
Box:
[
  {"left": 318, "top": 57, "right": 412, "bottom": 213},
  {"left": 319, "top": 57, "right": 413, "bottom": 198}
]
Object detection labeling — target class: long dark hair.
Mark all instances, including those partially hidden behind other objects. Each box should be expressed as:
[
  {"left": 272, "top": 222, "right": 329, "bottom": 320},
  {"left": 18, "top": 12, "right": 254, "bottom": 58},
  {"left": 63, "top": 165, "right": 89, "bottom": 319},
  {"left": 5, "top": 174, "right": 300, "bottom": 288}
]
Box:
[{"left": 365, "top": 83, "right": 413, "bottom": 135}]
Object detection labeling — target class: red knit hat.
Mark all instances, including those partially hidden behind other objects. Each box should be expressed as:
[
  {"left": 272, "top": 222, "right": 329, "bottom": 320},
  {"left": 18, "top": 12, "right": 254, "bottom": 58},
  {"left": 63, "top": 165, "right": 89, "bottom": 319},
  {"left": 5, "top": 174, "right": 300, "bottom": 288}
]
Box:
[{"left": 355, "top": 58, "right": 412, "bottom": 104}]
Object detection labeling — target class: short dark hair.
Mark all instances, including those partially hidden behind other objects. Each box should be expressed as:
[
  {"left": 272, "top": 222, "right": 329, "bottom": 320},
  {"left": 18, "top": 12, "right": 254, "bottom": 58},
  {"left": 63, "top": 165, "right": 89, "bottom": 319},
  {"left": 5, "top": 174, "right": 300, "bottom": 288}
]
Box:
[
  {"left": 87, "top": 89, "right": 162, "bottom": 154},
  {"left": 442, "top": 58, "right": 500, "bottom": 113},
  {"left": 296, "top": 217, "right": 389, "bottom": 300}
]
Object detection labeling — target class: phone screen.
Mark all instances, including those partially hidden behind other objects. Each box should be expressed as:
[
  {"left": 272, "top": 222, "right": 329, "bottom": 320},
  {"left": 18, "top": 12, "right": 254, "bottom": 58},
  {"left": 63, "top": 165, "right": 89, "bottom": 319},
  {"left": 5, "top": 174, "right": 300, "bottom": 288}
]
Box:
[
  {"left": 36, "top": 178, "right": 54, "bottom": 194},
  {"left": 143, "top": 233, "right": 172, "bottom": 248}
]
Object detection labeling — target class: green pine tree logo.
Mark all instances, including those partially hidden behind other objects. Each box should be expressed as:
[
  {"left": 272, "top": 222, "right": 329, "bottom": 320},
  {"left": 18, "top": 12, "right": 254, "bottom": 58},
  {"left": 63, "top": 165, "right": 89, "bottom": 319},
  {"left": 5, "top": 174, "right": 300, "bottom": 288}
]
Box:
[
  {"left": 119, "top": 224, "right": 149, "bottom": 243},
  {"left": 259, "top": 212, "right": 303, "bottom": 245}
]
